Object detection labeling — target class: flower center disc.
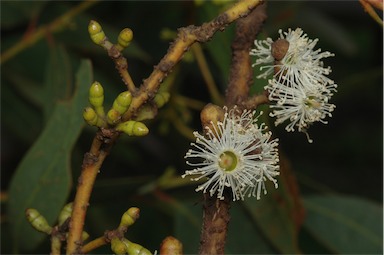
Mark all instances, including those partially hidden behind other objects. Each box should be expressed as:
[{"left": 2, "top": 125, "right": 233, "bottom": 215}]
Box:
[{"left": 219, "top": 151, "right": 238, "bottom": 172}]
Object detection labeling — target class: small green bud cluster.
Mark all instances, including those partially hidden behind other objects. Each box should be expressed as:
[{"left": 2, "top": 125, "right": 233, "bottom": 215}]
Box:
[
  {"left": 83, "top": 81, "right": 149, "bottom": 137},
  {"left": 88, "top": 20, "right": 133, "bottom": 52},
  {"left": 26, "top": 203, "right": 88, "bottom": 241},
  {"left": 110, "top": 207, "right": 152, "bottom": 255}
]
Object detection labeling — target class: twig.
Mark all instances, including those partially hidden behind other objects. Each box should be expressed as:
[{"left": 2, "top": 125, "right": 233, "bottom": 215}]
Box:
[
  {"left": 80, "top": 236, "right": 108, "bottom": 254},
  {"left": 122, "top": 0, "right": 263, "bottom": 121},
  {"left": 0, "top": 0, "right": 98, "bottom": 65}
]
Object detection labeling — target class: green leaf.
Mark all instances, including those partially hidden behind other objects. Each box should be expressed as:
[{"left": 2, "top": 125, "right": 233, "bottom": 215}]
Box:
[
  {"left": 242, "top": 157, "right": 303, "bottom": 254},
  {"left": 173, "top": 200, "right": 202, "bottom": 254},
  {"left": 303, "top": 194, "right": 383, "bottom": 254},
  {"left": 43, "top": 45, "right": 73, "bottom": 121},
  {"left": 242, "top": 187, "right": 301, "bottom": 254},
  {"left": 226, "top": 203, "right": 275, "bottom": 254},
  {"left": 7, "top": 60, "right": 93, "bottom": 252}
]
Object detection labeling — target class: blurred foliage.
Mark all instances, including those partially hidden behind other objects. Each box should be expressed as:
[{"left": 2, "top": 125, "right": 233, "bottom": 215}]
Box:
[{"left": 1, "top": 1, "right": 382, "bottom": 254}]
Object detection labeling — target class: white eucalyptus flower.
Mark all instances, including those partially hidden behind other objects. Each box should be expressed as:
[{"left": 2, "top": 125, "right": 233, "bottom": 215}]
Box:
[
  {"left": 183, "top": 107, "right": 280, "bottom": 201},
  {"left": 250, "top": 28, "right": 335, "bottom": 94},
  {"left": 250, "top": 28, "right": 337, "bottom": 142},
  {"left": 268, "top": 79, "right": 336, "bottom": 143}
]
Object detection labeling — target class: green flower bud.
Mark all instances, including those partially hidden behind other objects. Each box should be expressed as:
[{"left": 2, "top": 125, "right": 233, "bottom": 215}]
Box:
[
  {"left": 83, "top": 107, "right": 99, "bottom": 126},
  {"left": 58, "top": 202, "right": 73, "bottom": 226},
  {"left": 116, "top": 121, "right": 149, "bottom": 136},
  {"left": 122, "top": 239, "right": 152, "bottom": 255},
  {"left": 25, "top": 208, "right": 52, "bottom": 234},
  {"left": 111, "top": 238, "right": 127, "bottom": 255},
  {"left": 154, "top": 92, "right": 170, "bottom": 108},
  {"left": 88, "top": 20, "right": 106, "bottom": 46},
  {"left": 107, "top": 108, "right": 121, "bottom": 125},
  {"left": 119, "top": 207, "right": 140, "bottom": 229},
  {"left": 112, "top": 91, "right": 132, "bottom": 115},
  {"left": 117, "top": 28, "right": 133, "bottom": 51},
  {"left": 89, "top": 81, "right": 104, "bottom": 107}
]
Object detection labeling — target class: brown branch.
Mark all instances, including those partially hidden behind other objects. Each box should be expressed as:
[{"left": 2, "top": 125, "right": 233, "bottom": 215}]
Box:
[
  {"left": 199, "top": 3, "right": 268, "bottom": 255},
  {"left": 225, "top": 2, "right": 267, "bottom": 108},
  {"left": 199, "top": 193, "right": 231, "bottom": 255}
]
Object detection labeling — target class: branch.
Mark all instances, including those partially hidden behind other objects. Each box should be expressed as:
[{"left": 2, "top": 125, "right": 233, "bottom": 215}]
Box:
[
  {"left": 122, "top": 0, "right": 263, "bottom": 121},
  {"left": 199, "top": 3, "right": 268, "bottom": 254},
  {"left": 225, "top": 2, "right": 267, "bottom": 108}
]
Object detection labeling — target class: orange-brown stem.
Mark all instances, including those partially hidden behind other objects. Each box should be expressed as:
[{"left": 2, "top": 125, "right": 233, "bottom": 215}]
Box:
[{"left": 66, "top": 129, "right": 119, "bottom": 255}]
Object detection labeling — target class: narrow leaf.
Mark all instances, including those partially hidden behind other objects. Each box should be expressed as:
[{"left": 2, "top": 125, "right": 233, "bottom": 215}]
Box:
[{"left": 8, "top": 60, "right": 93, "bottom": 252}]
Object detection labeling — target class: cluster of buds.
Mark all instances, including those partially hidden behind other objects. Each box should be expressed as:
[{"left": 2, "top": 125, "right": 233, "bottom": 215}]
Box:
[
  {"left": 85, "top": 20, "right": 171, "bottom": 136},
  {"left": 88, "top": 20, "right": 133, "bottom": 52},
  {"left": 26, "top": 203, "right": 89, "bottom": 242},
  {"left": 83, "top": 81, "right": 149, "bottom": 137},
  {"left": 110, "top": 207, "right": 154, "bottom": 255}
]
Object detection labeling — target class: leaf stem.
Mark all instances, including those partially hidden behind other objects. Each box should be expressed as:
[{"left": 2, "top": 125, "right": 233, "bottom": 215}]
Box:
[{"left": 191, "top": 43, "right": 223, "bottom": 105}]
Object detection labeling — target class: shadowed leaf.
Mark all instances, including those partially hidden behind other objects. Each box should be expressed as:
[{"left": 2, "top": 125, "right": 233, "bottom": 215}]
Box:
[{"left": 7, "top": 60, "right": 93, "bottom": 252}]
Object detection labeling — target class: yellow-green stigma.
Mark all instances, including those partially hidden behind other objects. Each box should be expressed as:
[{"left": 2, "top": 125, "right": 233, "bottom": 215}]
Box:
[
  {"left": 219, "top": 151, "right": 238, "bottom": 172},
  {"left": 304, "top": 96, "right": 321, "bottom": 108}
]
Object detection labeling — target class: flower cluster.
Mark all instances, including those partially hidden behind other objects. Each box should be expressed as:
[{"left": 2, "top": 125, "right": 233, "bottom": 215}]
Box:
[
  {"left": 183, "top": 107, "right": 279, "bottom": 201},
  {"left": 250, "top": 28, "right": 337, "bottom": 142}
]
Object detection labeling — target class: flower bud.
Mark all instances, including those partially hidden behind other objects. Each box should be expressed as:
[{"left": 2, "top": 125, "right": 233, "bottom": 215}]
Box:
[
  {"left": 117, "top": 28, "right": 133, "bottom": 51},
  {"left": 154, "top": 92, "right": 170, "bottom": 108},
  {"left": 116, "top": 121, "right": 149, "bottom": 136},
  {"left": 200, "top": 103, "right": 225, "bottom": 137},
  {"left": 25, "top": 208, "right": 52, "bottom": 234},
  {"left": 112, "top": 91, "right": 132, "bottom": 115},
  {"left": 119, "top": 207, "right": 140, "bottom": 229},
  {"left": 111, "top": 238, "right": 127, "bottom": 255},
  {"left": 122, "top": 239, "right": 152, "bottom": 255},
  {"left": 107, "top": 109, "right": 121, "bottom": 125},
  {"left": 160, "top": 236, "right": 183, "bottom": 255},
  {"left": 83, "top": 107, "right": 99, "bottom": 126},
  {"left": 58, "top": 202, "right": 73, "bottom": 226},
  {"left": 271, "top": 39, "right": 289, "bottom": 61},
  {"left": 88, "top": 20, "right": 106, "bottom": 46},
  {"left": 89, "top": 81, "right": 104, "bottom": 108}
]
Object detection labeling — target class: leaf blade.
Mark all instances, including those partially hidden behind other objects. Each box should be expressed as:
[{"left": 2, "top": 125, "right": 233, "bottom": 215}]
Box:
[{"left": 7, "top": 60, "right": 93, "bottom": 252}]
